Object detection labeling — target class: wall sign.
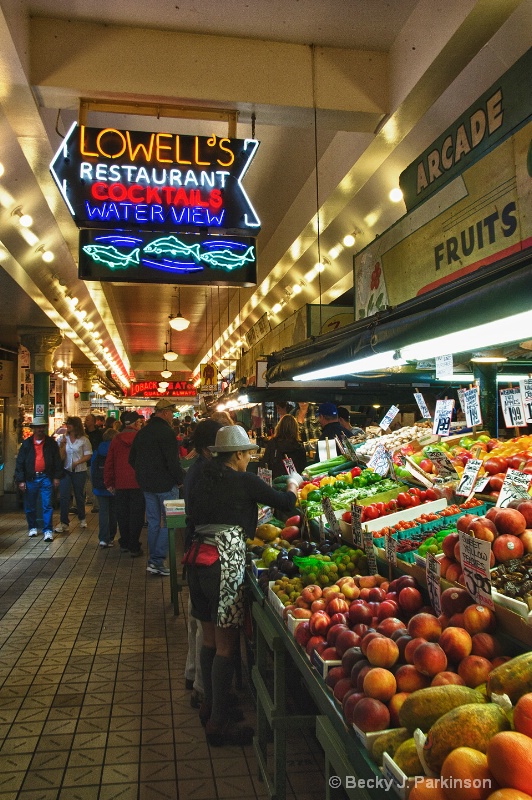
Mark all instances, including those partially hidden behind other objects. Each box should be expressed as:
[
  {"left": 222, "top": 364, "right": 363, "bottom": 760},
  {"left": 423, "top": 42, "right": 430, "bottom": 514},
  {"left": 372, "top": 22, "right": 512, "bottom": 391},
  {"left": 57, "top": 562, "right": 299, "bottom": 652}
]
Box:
[
  {"left": 51, "top": 124, "right": 260, "bottom": 233},
  {"left": 79, "top": 229, "right": 257, "bottom": 287},
  {"left": 128, "top": 380, "right": 197, "bottom": 398}
]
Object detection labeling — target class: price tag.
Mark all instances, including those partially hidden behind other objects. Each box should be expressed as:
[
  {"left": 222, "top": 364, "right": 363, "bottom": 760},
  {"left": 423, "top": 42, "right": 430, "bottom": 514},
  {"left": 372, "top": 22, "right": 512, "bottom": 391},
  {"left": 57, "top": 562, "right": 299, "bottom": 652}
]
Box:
[
  {"left": 368, "top": 444, "right": 390, "bottom": 476},
  {"left": 363, "top": 530, "right": 378, "bottom": 575},
  {"left": 321, "top": 496, "right": 342, "bottom": 540},
  {"left": 435, "top": 354, "right": 453, "bottom": 379},
  {"left": 519, "top": 379, "right": 532, "bottom": 423},
  {"left": 317, "top": 438, "right": 338, "bottom": 461},
  {"left": 458, "top": 531, "right": 494, "bottom": 609},
  {"left": 464, "top": 388, "right": 482, "bottom": 428},
  {"left": 413, "top": 392, "right": 431, "bottom": 419},
  {"left": 496, "top": 468, "right": 532, "bottom": 508},
  {"left": 427, "top": 449, "right": 460, "bottom": 479},
  {"left": 282, "top": 457, "right": 296, "bottom": 474},
  {"left": 499, "top": 387, "right": 527, "bottom": 428},
  {"left": 258, "top": 506, "right": 273, "bottom": 524},
  {"left": 425, "top": 552, "right": 442, "bottom": 616},
  {"left": 379, "top": 405, "right": 400, "bottom": 431},
  {"left": 457, "top": 388, "right": 467, "bottom": 413},
  {"left": 474, "top": 475, "right": 491, "bottom": 493},
  {"left": 432, "top": 399, "right": 455, "bottom": 436},
  {"left": 456, "top": 459, "right": 483, "bottom": 496},
  {"left": 385, "top": 533, "right": 397, "bottom": 566},
  {"left": 258, "top": 467, "right": 272, "bottom": 486},
  {"left": 351, "top": 503, "right": 363, "bottom": 548}
]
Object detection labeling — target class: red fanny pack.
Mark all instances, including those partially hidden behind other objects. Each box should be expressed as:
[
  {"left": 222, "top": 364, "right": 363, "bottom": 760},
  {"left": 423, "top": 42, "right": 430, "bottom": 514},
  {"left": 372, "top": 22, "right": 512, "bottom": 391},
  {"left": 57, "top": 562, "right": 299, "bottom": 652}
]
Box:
[{"left": 181, "top": 543, "right": 219, "bottom": 567}]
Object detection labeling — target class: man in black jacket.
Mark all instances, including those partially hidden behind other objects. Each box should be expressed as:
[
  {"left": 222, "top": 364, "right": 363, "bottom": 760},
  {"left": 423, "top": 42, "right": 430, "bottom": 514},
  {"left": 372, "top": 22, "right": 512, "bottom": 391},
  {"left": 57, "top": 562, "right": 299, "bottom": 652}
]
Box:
[
  {"left": 15, "top": 416, "right": 64, "bottom": 541},
  {"left": 129, "top": 398, "right": 184, "bottom": 575},
  {"left": 315, "top": 402, "right": 345, "bottom": 462}
]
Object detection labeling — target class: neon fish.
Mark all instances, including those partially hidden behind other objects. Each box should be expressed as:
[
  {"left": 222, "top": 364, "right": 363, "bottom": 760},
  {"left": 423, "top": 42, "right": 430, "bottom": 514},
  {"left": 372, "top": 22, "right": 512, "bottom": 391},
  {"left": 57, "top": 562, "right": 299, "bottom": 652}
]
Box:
[
  {"left": 82, "top": 245, "right": 140, "bottom": 270},
  {"left": 199, "top": 245, "right": 255, "bottom": 270},
  {"left": 143, "top": 236, "right": 201, "bottom": 262}
]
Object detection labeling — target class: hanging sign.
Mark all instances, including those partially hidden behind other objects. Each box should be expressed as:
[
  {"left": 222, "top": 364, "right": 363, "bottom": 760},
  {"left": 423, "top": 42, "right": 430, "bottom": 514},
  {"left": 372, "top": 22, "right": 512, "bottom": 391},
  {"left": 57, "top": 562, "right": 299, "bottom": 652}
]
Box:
[
  {"left": 379, "top": 405, "right": 399, "bottom": 430},
  {"left": 456, "top": 459, "right": 483, "bottom": 496},
  {"left": 413, "top": 392, "right": 431, "bottom": 419},
  {"left": 458, "top": 531, "right": 494, "bottom": 609},
  {"left": 519, "top": 379, "right": 532, "bottom": 423},
  {"left": 432, "top": 399, "right": 455, "bottom": 436},
  {"left": 457, "top": 388, "right": 467, "bottom": 413},
  {"left": 463, "top": 387, "right": 482, "bottom": 428},
  {"left": 50, "top": 123, "right": 260, "bottom": 233},
  {"left": 282, "top": 457, "right": 296, "bottom": 475},
  {"left": 425, "top": 553, "right": 442, "bottom": 616},
  {"left": 79, "top": 229, "right": 257, "bottom": 287},
  {"left": 496, "top": 468, "right": 532, "bottom": 508},
  {"left": 200, "top": 363, "right": 219, "bottom": 392},
  {"left": 368, "top": 445, "right": 390, "bottom": 477},
  {"left": 499, "top": 387, "right": 527, "bottom": 428},
  {"left": 435, "top": 354, "right": 454, "bottom": 379},
  {"left": 128, "top": 380, "right": 197, "bottom": 398}
]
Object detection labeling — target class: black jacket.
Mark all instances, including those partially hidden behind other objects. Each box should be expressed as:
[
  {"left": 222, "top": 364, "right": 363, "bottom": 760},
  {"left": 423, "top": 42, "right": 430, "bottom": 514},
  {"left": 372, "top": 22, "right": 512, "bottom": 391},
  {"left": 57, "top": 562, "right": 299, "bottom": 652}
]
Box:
[
  {"left": 14, "top": 436, "right": 64, "bottom": 482},
  {"left": 260, "top": 436, "right": 307, "bottom": 479},
  {"left": 128, "top": 415, "right": 184, "bottom": 492}
]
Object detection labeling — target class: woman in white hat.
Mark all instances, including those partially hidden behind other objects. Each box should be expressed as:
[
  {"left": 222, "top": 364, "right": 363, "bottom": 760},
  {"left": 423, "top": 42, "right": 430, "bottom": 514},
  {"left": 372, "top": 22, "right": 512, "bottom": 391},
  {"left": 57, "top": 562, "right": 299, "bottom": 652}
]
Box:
[{"left": 184, "top": 425, "right": 303, "bottom": 747}]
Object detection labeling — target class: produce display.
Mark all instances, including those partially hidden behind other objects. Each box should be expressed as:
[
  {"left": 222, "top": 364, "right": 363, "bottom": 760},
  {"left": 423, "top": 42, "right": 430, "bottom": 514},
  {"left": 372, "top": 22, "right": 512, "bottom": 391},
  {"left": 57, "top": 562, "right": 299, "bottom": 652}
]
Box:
[
  {"left": 355, "top": 425, "right": 432, "bottom": 459},
  {"left": 299, "top": 467, "right": 401, "bottom": 520},
  {"left": 492, "top": 555, "right": 532, "bottom": 607}
]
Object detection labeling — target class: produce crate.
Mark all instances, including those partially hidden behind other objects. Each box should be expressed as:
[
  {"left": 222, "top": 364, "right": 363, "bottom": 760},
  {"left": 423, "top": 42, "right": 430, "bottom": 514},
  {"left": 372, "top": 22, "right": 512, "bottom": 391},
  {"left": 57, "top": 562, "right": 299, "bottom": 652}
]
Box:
[
  {"left": 312, "top": 650, "right": 342, "bottom": 678},
  {"left": 492, "top": 588, "right": 532, "bottom": 625},
  {"left": 340, "top": 498, "right": 448, "bottom": 545},
  {"left": 251, "top": 559, "right": 268, "bottom": 579},
  {"left": 286, "top": 612, "right": 309, "bottom": 636},
  {"left": 382, "top": 751, "right": 416, "bottom": 799},
  {"left": 352, "top": 723, "right": 400, "bottom": 757},
  {"left": 413, "top": 551, "right": 446, "bottom": 569},
  {"left": 267, "top": 581, "right": 286, "bottom": 618}
]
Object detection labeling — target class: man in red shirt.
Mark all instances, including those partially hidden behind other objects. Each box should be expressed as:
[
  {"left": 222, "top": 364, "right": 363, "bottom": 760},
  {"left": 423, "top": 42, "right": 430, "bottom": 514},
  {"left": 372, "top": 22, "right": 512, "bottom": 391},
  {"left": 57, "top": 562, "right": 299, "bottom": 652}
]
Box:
[{"left": 14, "top": 416, "right": 63, "bottom": 541}]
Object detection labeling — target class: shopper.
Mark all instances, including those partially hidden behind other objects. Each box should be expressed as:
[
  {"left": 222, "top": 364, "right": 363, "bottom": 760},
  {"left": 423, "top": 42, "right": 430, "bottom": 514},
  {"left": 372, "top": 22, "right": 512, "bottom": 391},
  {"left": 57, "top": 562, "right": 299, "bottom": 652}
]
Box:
[
  {"left": 15, "top": 415, "right": 63, "bottom": 541},
  {"left": 91, "top": 428, "right": 118, "bottom": 548},
  {"left": 104, "top": 410, "right": 145, "bottom": 556},
  {"left": 184, "top": 425, "right": 302, "bottom": 746},
  {"left": 211, "top": 410, "right": 234, "bottom": 426},
  {"left": 337, "top": 406, "right": 365, "bottom": 437},
  {"left": 259, "top": 413, "right": 307, "bottom": 478},
  {"left": 55, "top": 416, "right": 92, "bottom": 533},
  {"left": 128, "top": 398, "right": 184, "bottom": 575},
  {"left": 84, "top": 413, "right": 103, "bottom": 512},
  {"left": 291, "top": 401, "right": 321, "bottom": 442},
  {"left": 182, "top": 418, "right": 223, "bottom": 709}
]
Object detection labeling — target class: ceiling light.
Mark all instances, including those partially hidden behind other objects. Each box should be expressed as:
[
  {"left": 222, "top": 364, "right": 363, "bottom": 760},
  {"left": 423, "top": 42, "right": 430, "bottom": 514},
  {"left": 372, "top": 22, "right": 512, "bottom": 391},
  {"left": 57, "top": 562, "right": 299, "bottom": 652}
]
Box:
[
  {"left": 165, "top": 349, "right": 178, "bottom": 361},
  {"left": 470, "top": 349, "right": 508, "bottom": 363},
  {"left": 0, "top": 163, "right": 4, "bottom": 177},
  {"left": 161, "top": 369, "right": 172, "bottom": 379},
  {"left": 105, "top": 394, "right": 117, "bottom": 402},
  {"left": 12, "top": 206, "right": 33, "bottom": 227},
  {"left": 169, "top": 287, "right": 190, "bottom": 331},
  {"left": 36, "top": 244, "right": 54, "bottom": 262},
  {"left": 294, "top": 350, "right": 408, "bottom": 381},
  {"left": 56, "top": 359, "right": 64, "bottom": 368},
  {"left": 157, "top": 386, "right": 166, "bottom": 393},
  {"left": 159, "top": 381, "right": 169, "bottom": 389},
  {"left": 343, "top": 233, "right": 356, "bottom": 247},
  {"left": 291, "top": 284, "right": 302, "bottom": 295},
  {"left": 389, "top": 188, "right": 403, "bottom": 203},
  {"left": 271, "top": 303, "right": 282, "bottom": 314}
]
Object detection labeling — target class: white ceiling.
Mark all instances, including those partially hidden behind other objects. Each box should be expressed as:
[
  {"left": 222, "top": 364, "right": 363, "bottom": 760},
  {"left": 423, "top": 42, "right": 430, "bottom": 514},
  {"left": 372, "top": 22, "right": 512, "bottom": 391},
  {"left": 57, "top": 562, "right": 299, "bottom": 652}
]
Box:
[{"left": 0, "top": 0, "right": 530, "bottom": 387}]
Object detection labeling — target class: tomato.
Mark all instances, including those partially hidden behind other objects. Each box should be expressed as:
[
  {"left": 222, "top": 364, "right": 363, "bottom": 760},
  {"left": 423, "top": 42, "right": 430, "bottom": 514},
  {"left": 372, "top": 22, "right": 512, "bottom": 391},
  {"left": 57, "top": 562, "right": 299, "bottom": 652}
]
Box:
[
  {"left": 397, "top": 492, "right": 412, "bottom": 508},
  {"left": 408, "top": 487, "right": 422, "bottom": 497},
  {"left": 285, "top": 515, "right": 301, "bottom": 528},
  {"left": 350, "top": 467, "right": 362, "bottom": 477},
  {"left": 508, "top": 454, "right": 526, "bottom": 470},
  {"left": 362, "top": 504, "right": 380, "bottom": 520},
  {"left": 341, "top": 511, "right": 352, "bottom": 523},
  {"left": 375, "top": 502, "right": 386, "bottom": 516},
  {"left": 424, "top": 487, "right": 439, "bottom": 501},
  {"left": 419, "top": 490, "right": 427, "bottom": 501},
  {"left": 409, "top": 495, "right": 421, "bottom": 506},
  {"left": 386, "top": 500, "right": 398, "bottom": 513}
]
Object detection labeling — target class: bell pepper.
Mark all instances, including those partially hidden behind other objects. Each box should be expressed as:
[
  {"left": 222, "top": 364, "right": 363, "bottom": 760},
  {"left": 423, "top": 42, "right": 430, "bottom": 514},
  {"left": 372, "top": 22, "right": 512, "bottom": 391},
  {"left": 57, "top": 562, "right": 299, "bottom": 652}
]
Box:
[
  {"left": 350, "top": 466, "right": 362, "bottom": 477},
  {"left": 319, "top": 476, "right": 336, "bottom": 488}
]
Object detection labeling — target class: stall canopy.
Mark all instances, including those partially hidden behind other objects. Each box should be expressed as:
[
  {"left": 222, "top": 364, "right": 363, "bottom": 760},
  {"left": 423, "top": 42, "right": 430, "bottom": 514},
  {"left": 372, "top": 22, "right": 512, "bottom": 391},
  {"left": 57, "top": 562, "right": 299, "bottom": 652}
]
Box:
[{"left": 265, "top": 259, "right": 532, "bottom": 383}]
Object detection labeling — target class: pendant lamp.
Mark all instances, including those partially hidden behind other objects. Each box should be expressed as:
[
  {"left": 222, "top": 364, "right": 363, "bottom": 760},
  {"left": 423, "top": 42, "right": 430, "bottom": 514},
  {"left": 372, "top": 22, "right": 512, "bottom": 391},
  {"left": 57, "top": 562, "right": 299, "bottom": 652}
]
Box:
[
  {"left": 169, "top": 287, "right": 190, "bottom": 331},
  {"left": 163, "top": 334, "right": 178, "bottom": 362}
]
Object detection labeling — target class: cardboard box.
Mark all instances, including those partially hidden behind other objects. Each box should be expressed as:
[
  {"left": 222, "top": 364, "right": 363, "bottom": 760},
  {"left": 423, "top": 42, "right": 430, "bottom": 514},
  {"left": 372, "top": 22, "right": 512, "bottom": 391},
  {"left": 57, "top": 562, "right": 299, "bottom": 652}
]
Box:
[
  {"left": 492, "top": 588, "right": 532, "bottom": 625},
  {"left": 352, "top": 724, "right": 399, "bottom": 756}
]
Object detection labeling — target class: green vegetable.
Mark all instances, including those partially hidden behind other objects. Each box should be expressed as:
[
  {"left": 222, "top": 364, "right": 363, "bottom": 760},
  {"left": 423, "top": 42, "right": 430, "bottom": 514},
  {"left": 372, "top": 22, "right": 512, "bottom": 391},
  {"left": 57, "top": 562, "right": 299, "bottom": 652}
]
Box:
[{"left": 304, "top": 456, "right": 348, "bottom": 477}]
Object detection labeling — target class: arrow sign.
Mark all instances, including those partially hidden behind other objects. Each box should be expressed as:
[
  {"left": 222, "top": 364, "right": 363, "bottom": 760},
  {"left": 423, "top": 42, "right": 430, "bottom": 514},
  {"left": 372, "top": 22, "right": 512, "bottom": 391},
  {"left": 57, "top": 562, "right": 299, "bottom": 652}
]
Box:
[{"left": 50, "top": 123, "right": 261, "bottom": 233}]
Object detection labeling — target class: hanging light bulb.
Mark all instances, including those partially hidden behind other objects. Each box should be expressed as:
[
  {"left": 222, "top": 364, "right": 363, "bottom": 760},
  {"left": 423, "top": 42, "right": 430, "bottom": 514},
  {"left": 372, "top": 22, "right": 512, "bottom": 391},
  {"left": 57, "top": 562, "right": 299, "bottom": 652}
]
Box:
[
  {"left": 163, "top": 333, "right": 178, "bottom": 362},
  {"left": 169, "top": 287, "right": 190, "bottom": 331},
  {"left": 159, "top": 381, "right": 169, "bottom": 389}
]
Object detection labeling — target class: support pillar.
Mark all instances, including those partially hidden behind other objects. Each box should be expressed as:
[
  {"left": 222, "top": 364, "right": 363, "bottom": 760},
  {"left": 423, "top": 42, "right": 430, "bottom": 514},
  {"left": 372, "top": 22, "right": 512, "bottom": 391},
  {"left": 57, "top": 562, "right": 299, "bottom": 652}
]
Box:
[
  {"left": 18, "top": 328, "right": 64, "bottom": 420},
  {"left": 472, "top": 362, "right": 498, "bottom": 438},
  {"left": 74, "top": 365, "right": 98, "bottom": 403}
]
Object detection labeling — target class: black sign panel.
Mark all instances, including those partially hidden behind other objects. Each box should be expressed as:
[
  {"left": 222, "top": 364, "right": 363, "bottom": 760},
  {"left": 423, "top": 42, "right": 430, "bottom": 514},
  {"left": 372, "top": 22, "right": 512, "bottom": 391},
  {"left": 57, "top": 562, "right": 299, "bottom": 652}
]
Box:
[
  {"left": 78, "top": 229, "right": 257, "bottom": 287},
  {"left": 50, "top": 123, "right": 261, "bottom": 233}
]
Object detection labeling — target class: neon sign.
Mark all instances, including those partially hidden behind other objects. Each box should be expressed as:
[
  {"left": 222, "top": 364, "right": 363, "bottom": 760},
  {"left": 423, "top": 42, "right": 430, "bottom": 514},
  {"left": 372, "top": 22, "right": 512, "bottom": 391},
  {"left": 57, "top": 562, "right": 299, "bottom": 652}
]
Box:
[
  {"left": 50, "top": 123, "right": 261, "bottom": 232},
  {"left": 129, "top": 380, "right": 197, "bottom": 398},
  {"left": 79, "top": 230, "right": 257, "bottom": 287}
]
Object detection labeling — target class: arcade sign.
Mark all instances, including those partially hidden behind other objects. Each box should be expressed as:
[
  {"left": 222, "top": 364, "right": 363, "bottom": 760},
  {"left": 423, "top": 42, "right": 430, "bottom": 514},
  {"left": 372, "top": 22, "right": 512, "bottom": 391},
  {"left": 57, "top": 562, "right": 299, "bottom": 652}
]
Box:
[
  {"left": 79, "top": 229, "right": 257, "bottom": 287},
  {"left": 50, "top": 123, "right": 261, "bottom": 233},
  {"left": 128, "top": 380, "right": 197, "bottom": 398}
]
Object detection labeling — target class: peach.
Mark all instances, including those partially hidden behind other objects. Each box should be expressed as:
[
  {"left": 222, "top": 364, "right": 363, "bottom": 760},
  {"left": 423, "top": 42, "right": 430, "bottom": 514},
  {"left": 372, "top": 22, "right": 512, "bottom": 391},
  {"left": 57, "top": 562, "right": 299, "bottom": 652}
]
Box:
[
  {"left": 351, "top": 696, "right": 391, "bottom": 732},
  {"left": 517, "top": 501, "right": 532, "bottom": 527},
  {"left": 311, "top": 598, "right": 328, "bottom": 613},
  {"left": 350, "top": 658, "right": 370, "bottom": 685},
  {"left": 376, "top": 617, "right": 406, "bottom": 637},
  {"left": 457, "top": 514, "right": 477, "bottom": 533},
  {"left": 360, "top": 631, "right": 385, "bottom": 656},
  {"left": 520, "top": 530, "right": 532, "bottom": 553},
  {"left": 356, "top": 664, "right": 373, "bottom": 692},
  {"left": 388, "top": 691, "right": 410, "bottom": 727},
  {"left": 413, "top": 642, "right": 448, "bottom": 677},
  {"left": 446, "top": 562, "right": 463, "bottom": 583},
  {"left": 469, "top": 516, "right": 498, "bottom": 543},
  {"left": 359, "top": 575, "right": 379, "bottom": 589},
  {"left": 471, "top": 633, "right": 502, "bottom": 660},
  {"left": 395, "top": 635, "right": 413, "bottom": 661},
  {"left": 363, "top": 667, "right": 397, "bottom": 702},
  {"left": 495, "top": 507, "right": 527, "bottom": 536},
  {"left": 292, "top": 607, "right": 312, "bottom": 619},
  {"left": 491, "top": 656, "right": 511, "bottom": 669},
  {"left": 325, "top": 665, "right": 347, "bottom": 689},
  {"left": 431, "top": 671, "right": 465, "bottom": 686},
  {"left": 513, "top": 692, "right": 532, "bottom": 737},
  {"left": 439, "top": 556, "right": 454, "bottom": 578},
  {"left": 457, "top": 654, "right": 492, "bottom": 688},
  {"left": 341, "top": 647, "right": 366, "bottom": 675},
  {"left": 442, "top": 532, "right": 460, "bottom": 557},
  {"left": 327, "top": 597, "right": 350, "bottom": 616},
  {"left": 463, "top": 604, "right": 496, "bottom": 635},
  {"left": 321, "top": 585, "right": 342, "bottom": 601},
  {"left": 447, "top": 612, "right": 466, "bottom": 628},
  {"left": 438, "top": 627, "right": 473, "bottom": 662},
  {"left": 335, "top": 628, "right": 362, "bottom": 656},
  {"left": 333, "top": 677, "right": 354, "bottom": 703},
  {"left": 404, "top": 637, "right": 428, "bottom": 664},
  {"left": 366, "top": 637, "right": 400, "bottom": 669},
  {"left": 407, "top": 613, "right": 442, "bottom": 642},
  {"left": 395, "top": 664, "right": 431, "bottom": 693},
  {"left": 398, "top": 587, "right": 424, "bottom": 614},
  {"left": 342, "top": 691, "right": 365, "bottom": 725}
]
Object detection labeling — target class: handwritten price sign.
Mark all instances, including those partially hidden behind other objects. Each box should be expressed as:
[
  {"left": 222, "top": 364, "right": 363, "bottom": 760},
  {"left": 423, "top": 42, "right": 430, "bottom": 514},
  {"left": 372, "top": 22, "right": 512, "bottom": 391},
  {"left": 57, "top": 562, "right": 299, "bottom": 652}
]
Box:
[
  {"left": 464, "top": 388, "right": 482, "bottom": 428},
  {"left": 258, "top": 467, "right": 272, "bottom": 486},
  {"left": 519, "top": 379, "right": 532, "bottom": 423},
  {"left": 368, "top": 444, "right": 390, "bottom": 477},
  {"left": 456, "top": 459, "right": 483, "bottom": 497},
  {"left": 413, "top": 392, "right": 431, "bottom": 419},
  {"left": 499, "top": 387, "right": 527, "bottom": 428},
  {"left": 426, "top": 553, "right": 442, "bottom": 616},
  {"left": 363, "top": 530, "right": 378, "bottom": 575},
  {"left": 351, "top": 503, "right": 363, "bottom": 548},
  {"left": 379, "top": 405, "right": 400, "bottom": 431},
  {"left": 458, "top": 531, "right": 494, "bottom": 609},
  {"left": 321, "top": 496, "right": 342, "bottom": 540},
  {"left": 432, "top": 399, "right": 455, "bottom": 436},
  {"left": 496, "top": 468, "right": 532, "bottom": 508}
]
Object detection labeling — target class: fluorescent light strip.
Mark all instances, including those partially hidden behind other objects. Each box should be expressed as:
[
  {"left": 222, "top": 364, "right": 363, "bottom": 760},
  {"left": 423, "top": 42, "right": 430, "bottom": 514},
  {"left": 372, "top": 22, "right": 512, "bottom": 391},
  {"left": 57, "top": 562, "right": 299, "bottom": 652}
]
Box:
[
  {"left": 294, "top": 350, "right": 407, "bottom": 381},
  {"left": 436, "top": 374, "right": 532, "bottom": 383}
]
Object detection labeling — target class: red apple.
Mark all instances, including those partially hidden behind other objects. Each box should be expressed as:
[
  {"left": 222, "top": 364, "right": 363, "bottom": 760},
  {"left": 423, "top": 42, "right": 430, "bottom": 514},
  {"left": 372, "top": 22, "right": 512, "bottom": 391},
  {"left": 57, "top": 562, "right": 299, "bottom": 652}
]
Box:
[
  {"left": 469, "top": 516, "right": 498, "bottom": 543},
  {"left": 441, "top": 587, "right": 473, "bottom": 617},
  {"left": 492, "top": 534, "right": 525, "bottom": 562},
  {"left": 517, "top": 501, "right": 532, "bottom": 527},
  {"left": 309, "top": 611, "right": 331, "bottom": 636},
  {"left": 442, "top": 532, "right": 461, "bottom": 559},
  {"left": 494, "top": 508, "right": 527, "bottom": 536}
]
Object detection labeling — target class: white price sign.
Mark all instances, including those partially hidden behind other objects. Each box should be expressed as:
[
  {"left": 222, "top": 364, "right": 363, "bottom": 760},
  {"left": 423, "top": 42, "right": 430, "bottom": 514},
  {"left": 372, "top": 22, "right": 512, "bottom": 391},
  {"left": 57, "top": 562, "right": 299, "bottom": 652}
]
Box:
[
  {"left": 456, "top": 459, "right": 483, "bottom": 496},
  {"left": 435, "top": 354, "right": 453, "bottom": 379},
  {"left": 427, "top": 449, "right": 460, "bottom": 479},
  {"left": 499, "top": 387, "right": 527, "bottom": 428},
  {"left": 457, "top": 388, "right": 467, "bottom": 413},
  {"left": 432, "top": 399, "right": 455, "bottom": 436},
  {"left": 363, "top": 530, "right": 378, "bottom": 575},
  {"left": 351, "top": 503, "right": 363, "bottom": 548},
  {"left": 258, "top": 467, "right": 272, "bottom": 486},
  {"left": 321, "top": 496, "right": 342, "bottom": 540},
  {"left": 496, "top": 468, "right": 532, "bottom": 508},
  {"left": 379, "top": 405, "right": 400, "bottom": 431},
  {"left": 458, "top": 531, "right": 494, "bottom": 609},
  {"left": 368, "top": 444, "right": 390, "bottom": 477},
  {"left": 425, "top": 552, "right": 442, "bottom": 616},
  {"left": 519, "top": 379, "right": 532, "bottom": 423},
  {"left": 464, "top": 388, "right": 482, "bottom": 429},
  {"left": 385, "top": 534, "right": 397, "bottom": 566},
  {"left": 282, "top": 457, "right": 296, "bottom": 474},
  {"left": 413, "top": 392, "right": 431, "bottom": 419}
]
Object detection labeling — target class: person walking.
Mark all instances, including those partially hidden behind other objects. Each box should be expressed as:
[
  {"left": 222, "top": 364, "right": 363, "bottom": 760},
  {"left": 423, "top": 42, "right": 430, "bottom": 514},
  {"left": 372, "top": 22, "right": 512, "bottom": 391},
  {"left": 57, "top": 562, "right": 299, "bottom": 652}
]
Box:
[
  {"left": 104, "top": 410, "right": 145, "bottom": 557},
  {"left": 91, "top": 428, "right": 119, "bottom": 548},
  {"left": 84, "top": 413, "right": 103, "bottom": 512},
  {"left": 54, "top": 416, "right": 92, "bottom": 533},
  {"left": 184, "top": 426, "right": 302, "bottom": 746},
  {"left": 15, "top": 415, "right": 63, "bottom": 541},
  {"left": 128, "top": 398, "right": 184, "bottom": 575}
]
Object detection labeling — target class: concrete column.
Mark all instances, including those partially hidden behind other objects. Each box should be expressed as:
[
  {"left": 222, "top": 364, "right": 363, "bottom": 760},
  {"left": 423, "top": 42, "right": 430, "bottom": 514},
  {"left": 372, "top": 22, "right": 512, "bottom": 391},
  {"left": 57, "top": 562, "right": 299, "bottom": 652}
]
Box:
[
  {"left": 18, "top": 328, "right": 63, "bottom": 419},
  {"left": 472, "top": 363, "right": 498, "bottom": 438},
  {"left": 73, "top": 365, "right": 98, "bottom": 401}
]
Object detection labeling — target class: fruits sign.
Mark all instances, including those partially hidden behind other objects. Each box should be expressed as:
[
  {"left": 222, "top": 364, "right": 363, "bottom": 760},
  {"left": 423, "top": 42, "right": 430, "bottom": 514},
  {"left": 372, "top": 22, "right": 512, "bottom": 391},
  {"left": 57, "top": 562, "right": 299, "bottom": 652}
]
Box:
[
  {"left": 458, "top": 531, "right": 494, "bottom": 609},
  {"left": 432, "top": 399, "right": 455, "bottom": 437},
  {"left": 425, "top": 552, "right": 442, "bottom": 616},
  {"left": 496, "top": 468, "right": 532, "bottom": 509},
  {"left": 50, "top": 124, "right": 260, "bottom": 233}
]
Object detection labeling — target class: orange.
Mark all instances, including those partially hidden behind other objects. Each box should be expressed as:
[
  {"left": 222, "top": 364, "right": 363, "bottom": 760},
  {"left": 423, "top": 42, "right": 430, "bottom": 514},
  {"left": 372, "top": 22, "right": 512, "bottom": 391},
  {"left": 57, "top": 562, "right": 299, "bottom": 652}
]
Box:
[
  {"left": 487, "top": 732, "right": 532, "bottom": 796},
  {"left": 486, "top": 792, "right": 532, "bottom": 800},
  {"left": 440, "top": 747, "right": 494, "bottom": 800},
  {"left": 409, "top": 778, "right": 448, "bottom": 800},
  {"left": 514, "top": 694, "right": 532, "bottom": 738}
]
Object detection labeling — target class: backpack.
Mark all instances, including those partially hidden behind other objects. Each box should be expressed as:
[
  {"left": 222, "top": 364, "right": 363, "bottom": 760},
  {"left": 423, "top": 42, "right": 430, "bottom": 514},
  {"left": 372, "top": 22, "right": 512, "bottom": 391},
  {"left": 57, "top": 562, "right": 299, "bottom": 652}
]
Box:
[{"left": 92, "top": 448, "right": 107, "bottom": 491}]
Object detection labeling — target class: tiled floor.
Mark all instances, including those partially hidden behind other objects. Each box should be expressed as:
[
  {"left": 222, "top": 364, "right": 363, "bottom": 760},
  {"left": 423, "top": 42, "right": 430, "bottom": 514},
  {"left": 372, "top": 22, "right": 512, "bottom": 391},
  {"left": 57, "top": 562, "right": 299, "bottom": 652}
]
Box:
[{"left": 0, "top": 505, "right": 327, "bottom": 800}]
